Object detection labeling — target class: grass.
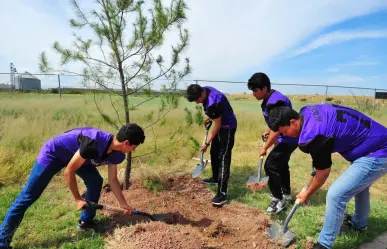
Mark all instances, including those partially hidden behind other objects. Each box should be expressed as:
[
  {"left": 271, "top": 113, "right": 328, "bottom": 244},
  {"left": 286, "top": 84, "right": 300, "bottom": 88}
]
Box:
[{"left": 1, "top": 92, "right": 387, "bottom": 248}]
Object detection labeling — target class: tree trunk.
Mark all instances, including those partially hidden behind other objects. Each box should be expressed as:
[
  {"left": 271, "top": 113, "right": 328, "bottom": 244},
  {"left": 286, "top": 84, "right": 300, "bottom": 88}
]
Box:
[{"left": 119, "top": 64, "right": 132, "bottom": 190}]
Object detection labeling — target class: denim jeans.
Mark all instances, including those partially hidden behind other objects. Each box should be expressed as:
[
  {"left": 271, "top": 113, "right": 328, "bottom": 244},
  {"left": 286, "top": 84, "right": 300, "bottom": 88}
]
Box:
[
  {"left": 318, "top": 157, "right": 387, "bottom": 249},
  {"left": 0, "top": 161, "right": 103, "bottom": 248}
]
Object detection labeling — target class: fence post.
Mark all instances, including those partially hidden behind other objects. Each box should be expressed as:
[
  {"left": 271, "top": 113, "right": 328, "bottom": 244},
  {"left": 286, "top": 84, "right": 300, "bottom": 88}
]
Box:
[
  {"left": 323, "top": 86, "right": 328, "bottom": 104},
  {"left": 373, "top": 89, "right": 376, "bottom": 110},
  {"left": 57, "top": 74, "right": 62, "bottom": 99}
]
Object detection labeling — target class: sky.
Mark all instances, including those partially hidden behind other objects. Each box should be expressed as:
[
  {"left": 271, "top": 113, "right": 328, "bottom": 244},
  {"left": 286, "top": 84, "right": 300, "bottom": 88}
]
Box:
[{"left": 0, "top": 0, "right": 386, "bottom": 95}]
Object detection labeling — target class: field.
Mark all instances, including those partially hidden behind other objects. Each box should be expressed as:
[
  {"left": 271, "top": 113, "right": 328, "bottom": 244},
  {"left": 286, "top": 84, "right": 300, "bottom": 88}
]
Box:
[{"left": 1, "top": 92, "right": 387, "bottom": 249}]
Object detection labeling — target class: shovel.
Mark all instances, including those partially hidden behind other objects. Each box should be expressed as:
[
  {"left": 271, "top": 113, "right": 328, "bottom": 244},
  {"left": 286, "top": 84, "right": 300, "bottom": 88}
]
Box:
[
  {"left": 247, "top": 136, "right": 269, "bottom": 185},
  {"left": 267, "top": 168, "right": 316, "bottom": 247},
  {"left": 247, "top": 155, "right": 269, "bottom": 185},
  {"left": 83, "top": 201, "right": 168, "bottom": 222},
  {"left": 192, "top": 120, "right": 213, "bottom": 178}
]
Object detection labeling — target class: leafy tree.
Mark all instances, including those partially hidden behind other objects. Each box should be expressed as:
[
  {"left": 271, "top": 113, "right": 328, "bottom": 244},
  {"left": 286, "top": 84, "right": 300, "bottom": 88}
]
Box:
[{"left": 40, "top": 0, "right": 192, "bottom": 189}]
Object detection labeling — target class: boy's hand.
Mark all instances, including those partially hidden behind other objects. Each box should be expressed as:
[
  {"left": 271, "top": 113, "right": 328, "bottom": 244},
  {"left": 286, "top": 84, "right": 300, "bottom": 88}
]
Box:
[
  {"left": 76, "top": 199, "right": 88, "bottom": 211},
  {"left": 120, "top": 203, "right": 134, "bottom": 215}
]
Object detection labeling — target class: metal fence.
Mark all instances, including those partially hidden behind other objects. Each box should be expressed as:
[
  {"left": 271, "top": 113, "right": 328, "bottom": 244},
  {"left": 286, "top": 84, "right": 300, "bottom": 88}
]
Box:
[{"left": 1, "top": 72, "right": 386, "bottom": 109}]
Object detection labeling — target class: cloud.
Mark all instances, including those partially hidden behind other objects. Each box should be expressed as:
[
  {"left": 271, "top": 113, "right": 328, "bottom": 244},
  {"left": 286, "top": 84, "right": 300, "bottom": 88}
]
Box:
[
  {"left": 292, "top": 30, "right": 387, "bottom": 57},
  {"left": 1, "top": 0, "right": 387, "bottom": 83},
  {"left": 327, "top": 74, "right": 365, "bottom": 83},
  {"left": 325, "top": 55, "right": 379, "bottom": 72},
  {"left": 0, "top": 1, "right": 74, "bottom": 73}
]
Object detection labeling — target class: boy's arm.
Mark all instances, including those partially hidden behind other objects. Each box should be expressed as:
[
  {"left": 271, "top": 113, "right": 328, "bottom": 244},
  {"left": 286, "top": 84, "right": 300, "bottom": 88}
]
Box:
[
  {"left": 107, "top": 164, "right": 133, "bottom": 214},
  {"left": 64, "top": 150, "right": 87, "bottom": 210}
]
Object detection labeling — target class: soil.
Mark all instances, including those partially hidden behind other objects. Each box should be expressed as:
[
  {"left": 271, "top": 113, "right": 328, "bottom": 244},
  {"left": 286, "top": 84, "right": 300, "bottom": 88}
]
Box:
[
  {"left": 98, "top": 174, "right": 296, "bottom": 249},
  {"left": 246, "top": 181, "right": 269, "bottom": 192}
]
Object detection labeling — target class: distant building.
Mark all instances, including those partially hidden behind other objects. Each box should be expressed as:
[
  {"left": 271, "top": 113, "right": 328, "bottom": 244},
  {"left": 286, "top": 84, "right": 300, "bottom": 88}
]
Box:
[
  {"left": 15, "top": 72, "right": 41, "bottom": 90},
  {"left": 0, "top": 83, "right": 11, "bottom": 89}
]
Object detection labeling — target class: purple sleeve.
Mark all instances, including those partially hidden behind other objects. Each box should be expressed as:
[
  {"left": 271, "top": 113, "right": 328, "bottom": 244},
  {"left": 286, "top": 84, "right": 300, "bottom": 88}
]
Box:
[{"left": 267, "top": 95, "right": 292, "bottom": 108}]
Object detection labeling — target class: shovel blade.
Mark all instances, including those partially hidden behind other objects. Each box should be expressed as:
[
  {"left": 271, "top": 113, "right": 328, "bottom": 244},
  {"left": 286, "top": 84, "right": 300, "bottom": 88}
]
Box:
[
  {"left": 247, "top": 175, "right": 259, "bottom": 184},
  {"left": 150, "top": 213, "right": 168, "bottom": 221},
  {"left": 247, "top": 175, "right": 269, "bottom": 184},
  {"left": 267, "top": 222, "right": 282, "bottom": 240},
  {"left": 192, "top": 160, "right": 208, "bottom": 178},
  {"left": 267, "top": 222, "right": 295, "bottom": 248},
  {"left": 260, "top": 176, "right": 269, "bottom": 182},
  {"left": 281, "top": 230, "right": 296, "bottom": 247}
]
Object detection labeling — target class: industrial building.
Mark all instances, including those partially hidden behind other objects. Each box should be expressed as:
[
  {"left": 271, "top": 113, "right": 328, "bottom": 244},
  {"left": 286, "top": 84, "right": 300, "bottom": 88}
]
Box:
[{"left": 15, "top": 72, "right": 41, "bottom": 91}]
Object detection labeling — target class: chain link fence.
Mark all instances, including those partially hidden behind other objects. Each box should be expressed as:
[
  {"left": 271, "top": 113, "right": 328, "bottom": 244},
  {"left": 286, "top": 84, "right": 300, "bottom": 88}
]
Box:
[{"left": 1, "top": 72, "right": 386, "bottom": 110}]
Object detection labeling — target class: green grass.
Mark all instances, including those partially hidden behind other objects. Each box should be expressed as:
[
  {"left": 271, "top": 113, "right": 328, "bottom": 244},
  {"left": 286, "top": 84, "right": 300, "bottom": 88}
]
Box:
[
  {"left": 0, "top": 180, "right": 104, "bottom": 249},
  {"left": 1, "top": 92, "right": 387, "bottom": 248}
]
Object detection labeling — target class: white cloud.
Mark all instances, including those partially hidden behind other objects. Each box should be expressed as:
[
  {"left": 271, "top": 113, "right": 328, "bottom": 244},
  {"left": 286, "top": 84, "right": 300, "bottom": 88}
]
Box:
[
  {"left": 292, "top": 30, "right": 387, "bottom": 57},
  {"left": 327, "top": 74, "right": 365, "bottom": 84},
  {"left": 1, "top": 0, "right": 387, "bottom": 83},
  {"left": 325, "top": 55, "right": 379, "bottom": 73}
]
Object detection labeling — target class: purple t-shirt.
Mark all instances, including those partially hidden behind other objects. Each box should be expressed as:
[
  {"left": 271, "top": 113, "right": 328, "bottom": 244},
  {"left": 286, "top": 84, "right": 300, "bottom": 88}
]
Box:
[
  {"left": 262, "top": 90, "right": 298, "bottom": 145},
  {"left": 203, "top": 86, "right": 237, "bottom": 129},
  {"left": 299, "top": 104, "right": 387, "bottom": 169},
  {"left": 37, "top": 127, "right": 125, "bottom": 168}
]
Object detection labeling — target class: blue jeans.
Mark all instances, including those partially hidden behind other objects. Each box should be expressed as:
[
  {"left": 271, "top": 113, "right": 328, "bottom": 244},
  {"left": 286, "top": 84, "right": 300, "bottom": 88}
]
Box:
[
  {"left": 0, "top": 161, "right": 103, "bottom": 248},
  {"left": 318, "top": 157, "right": 387, "bottom": 249}
]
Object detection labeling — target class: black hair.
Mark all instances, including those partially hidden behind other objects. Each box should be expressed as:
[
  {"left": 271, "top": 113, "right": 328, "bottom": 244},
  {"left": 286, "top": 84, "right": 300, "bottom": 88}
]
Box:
[
  {"left": 247, "top": 72, "right": 271, "bottom": 91},
  {"left": 185, "top": 84, "right": 203, "bottom": 102},
  {"left": 116, "top": 123, "right": 145, "bottom": 145},
  {"left": 268, "top": 106, "right": 300, "bottom": 132}
]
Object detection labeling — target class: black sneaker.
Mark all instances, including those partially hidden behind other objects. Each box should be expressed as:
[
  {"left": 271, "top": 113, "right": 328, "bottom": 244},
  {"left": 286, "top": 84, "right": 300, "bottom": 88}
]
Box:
[
  {"left": 212, "top": 193, "right": 227, "bottom": 206},
  {"left": 266, "top": 198, "right": 287, "bottom": 214},
  {"left": 77, "top": 219, "right": 98, "bottom": 232},
  {"left": 342, "top": 214, "right": 367, "bottom": 232},
  {"left": 312, "top": 242, "right": 328, "bottom": 249},
  {"left": 202, "top": 178, "right": 217, "bottom": 184}
]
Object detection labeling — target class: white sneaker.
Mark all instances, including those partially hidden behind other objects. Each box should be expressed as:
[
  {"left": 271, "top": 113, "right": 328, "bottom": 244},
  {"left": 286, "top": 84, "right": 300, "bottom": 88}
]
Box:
[
  {"left": 283, "top": 194, "right": 292, "bottom": 201},
  {"left": 266, "top": 198, "right": 287, "bottom": 214},
  {"left": 269, "top": 193, "right": 292, "bottom": 201}
]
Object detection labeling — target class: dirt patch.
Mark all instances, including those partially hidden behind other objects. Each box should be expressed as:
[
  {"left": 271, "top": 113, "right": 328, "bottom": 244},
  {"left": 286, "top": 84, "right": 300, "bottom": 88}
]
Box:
[
  {"left": 302, "top": 240, "right": 316, "bottom": 249},
  {"left": 100, "top": 174, "right": 294, "bottom": 249},
  {"left": 247, "top": 181, "right": 268, "bottom": 192}
]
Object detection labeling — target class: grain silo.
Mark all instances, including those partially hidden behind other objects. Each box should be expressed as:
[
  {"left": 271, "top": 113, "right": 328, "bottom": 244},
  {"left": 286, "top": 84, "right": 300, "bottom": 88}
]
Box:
[{"left": 15, "top": 72, "right": 41, "bottom": 91}]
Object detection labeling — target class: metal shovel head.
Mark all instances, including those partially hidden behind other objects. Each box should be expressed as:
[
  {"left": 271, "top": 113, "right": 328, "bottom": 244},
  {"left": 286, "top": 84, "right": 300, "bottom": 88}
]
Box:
[
  {"left": 192, "top": 160, "right": 207, "bottom": 178},
  {"left": 267, "top": 222, "right": 295, "bottom": 247},
  {"left": 134, "top": 211, "right": 168, "bottom": 222},
  {"left": 247, "top": 175, "right": 269, "bottom": 184},
  {"left": 247, "top": 175, "right": 259, "bottom": 184}
]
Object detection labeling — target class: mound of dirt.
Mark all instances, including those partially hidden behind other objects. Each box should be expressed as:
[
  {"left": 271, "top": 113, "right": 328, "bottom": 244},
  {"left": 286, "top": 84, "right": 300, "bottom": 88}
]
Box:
[
  {"left": 247, "top": 181, "right": 268, "bottom": 192},
  {"left": 100, "top": 174, "right": 294, "bottom": 249}
]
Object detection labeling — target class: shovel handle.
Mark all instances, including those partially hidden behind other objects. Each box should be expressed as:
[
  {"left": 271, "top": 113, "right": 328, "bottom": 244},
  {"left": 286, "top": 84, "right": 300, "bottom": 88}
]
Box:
[
  {"left": 83, "top": 201, "right": 136, "bottom": 215},
  {"left": 257, "top": 156, "right": 264, "bottom": 179},
  {"left": 204, "top": 119, "right": 213, "bottom": 130}
]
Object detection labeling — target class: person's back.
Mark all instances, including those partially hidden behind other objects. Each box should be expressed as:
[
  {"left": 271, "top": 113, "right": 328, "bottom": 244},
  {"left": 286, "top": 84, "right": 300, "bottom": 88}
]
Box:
[
  {"left": 261, "top": 90, "right": 298, "bottom": 145},
  {"left": 299, "top": 104, "right": 387, "bottom": 162},
  {"left": 38, "top": 127, "right": 125, "bottom": 167},
  {"left": 202, "top": 86, "right": 237, "bottom": 130}
]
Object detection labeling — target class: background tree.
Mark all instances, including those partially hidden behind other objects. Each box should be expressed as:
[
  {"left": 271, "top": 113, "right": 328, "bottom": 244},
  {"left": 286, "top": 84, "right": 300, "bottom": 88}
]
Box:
[{"left": 40, "top": 0, "right": 192, "bottom": 189}]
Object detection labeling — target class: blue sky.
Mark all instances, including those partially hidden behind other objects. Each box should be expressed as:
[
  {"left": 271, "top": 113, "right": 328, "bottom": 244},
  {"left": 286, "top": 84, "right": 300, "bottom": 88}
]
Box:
[{"left": 0, "top": 1, "right": 386, "bottom": 95}]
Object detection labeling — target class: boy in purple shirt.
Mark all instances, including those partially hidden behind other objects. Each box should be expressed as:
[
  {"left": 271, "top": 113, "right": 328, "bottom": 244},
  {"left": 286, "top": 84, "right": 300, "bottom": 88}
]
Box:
[
  {"left": 185, "top": 84, "right": 237, "bottom": 206},
  {"left": 268, "top": 104, "right": 387, "bottom": 249},
  {"left": 0, "top": 124, "right": 145, "bottom": 249},
  {"left": 247, "top": 73, "right": 298, "bottom": 214}
]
